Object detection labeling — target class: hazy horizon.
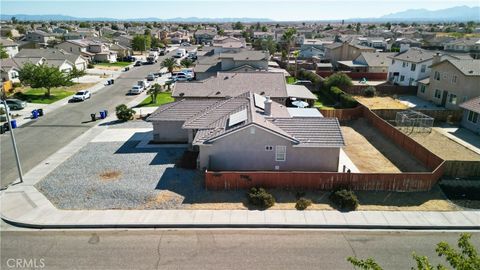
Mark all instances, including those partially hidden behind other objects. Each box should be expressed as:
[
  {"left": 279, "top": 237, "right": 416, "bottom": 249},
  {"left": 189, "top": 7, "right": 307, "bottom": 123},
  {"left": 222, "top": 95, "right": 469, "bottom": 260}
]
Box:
[{"left": 2, "top": 1, "right": 479, "bottom": 21}]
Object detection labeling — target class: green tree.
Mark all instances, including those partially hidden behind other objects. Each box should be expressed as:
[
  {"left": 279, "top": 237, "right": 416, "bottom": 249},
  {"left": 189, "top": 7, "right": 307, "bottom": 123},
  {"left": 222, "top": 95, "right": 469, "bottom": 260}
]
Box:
[
  {"left": 161, "top": 58, "right": 177, "bottom": 73},
  {"left": 78, "top": 22, "right": 90, "bottom": 28},
  {"left": 68, "top": 66, "right": 86, "bottom": 82},
  {"left": 233, "top": 21, "right": 244, "bottom": 30},
  {"left": 348, "top": 233, "right": 479, "bottom": 270},
  {"left": 261, "top": 25, "right": 268, "bottom": 32},
  {"left": 323, "top": 73, "right": 353, "bottom": 89},
  {"left": 385, "top": 22, "right": 391, "bottom": 30},
  {"left": 218, "top": 29, "right": 225, "bottom": 36},
  {"left": 282, "top": 28, "right": 296, "bottom": 69},
  {"left": 111, "top": 24, "right": 119, "bottom": 30},
  {"left": 131, "top": 35, "right": 150, "bottom": 53},
  {"left": 11, "top": 16, "right": 18, "bottom": 24},
  {"left": 115, "top": 104, "right": 135, "bottom": 121},
  {"left": 180, "top": 58, "right": 193, "bottom": 68},
  {"left": 147, "top": 83, "right": 163, "bottom": 104},
  {"left": 292, "top": 50, "right": 300, "bottom": 78},
  {"left": 16, "top": 25, "right": 26, "bottom": 34},
  {"left": 356, "top": 22, "right": 361, "bottom": 33},
  {"left": 0, "top": 45, "right": 9, "bottom": 59},
  {"left": 18, "top": 63, "right": 71, "bottom": 97},
  {"left": 151, "top": 37, "right": 162, "bottom": 49}
]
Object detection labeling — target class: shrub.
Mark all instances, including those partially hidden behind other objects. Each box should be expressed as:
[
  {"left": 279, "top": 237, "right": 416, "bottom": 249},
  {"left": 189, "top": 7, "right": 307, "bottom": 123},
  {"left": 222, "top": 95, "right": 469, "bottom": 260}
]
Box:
[
  {"left": 329, "top": 86, "right": 344, "bottom": 99},
  {"left": 87, "top": 63, "right": 94, "bottom": 69},
  {"left": 323, "top": 73, "right": 353, "bottom": 89},
  {"left": 295, "top": 197, "right": 312, "bottom": 210},
  {"left": 338, "top": 93, "right": 358, "bottom": 108},
  {"left": 363, "top": 86, "right": 376, "bottom": 97},
  {"left": 12, "top": 82, "right": 21, "bottom": 88},
  {"left": 115, "top": 104, "right": 135, "bottom": 121},
  {"left": 247, "top": 187, "right": 275, "bottom": 209},
  {"left": 329, "top": 189, "right": 359, "bottom": 211}
]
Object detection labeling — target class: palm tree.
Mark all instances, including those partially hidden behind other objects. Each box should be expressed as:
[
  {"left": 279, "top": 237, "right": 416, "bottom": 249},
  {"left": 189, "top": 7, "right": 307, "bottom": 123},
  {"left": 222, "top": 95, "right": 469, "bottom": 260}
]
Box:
[
  {"left": 282, "top": 28, "right": 296, "bottom": 70},
  {"left": 180, "top": 58, "right": 193, "bottom": 68},
  {"left": 161, "top": 57, "right": 177, "bottom": 74},
  {"left": 292, "top": 50, "right": 299, "bottom": 78},
  {"left": 147, "top": 83, "right": 163, "bottom": 104}
]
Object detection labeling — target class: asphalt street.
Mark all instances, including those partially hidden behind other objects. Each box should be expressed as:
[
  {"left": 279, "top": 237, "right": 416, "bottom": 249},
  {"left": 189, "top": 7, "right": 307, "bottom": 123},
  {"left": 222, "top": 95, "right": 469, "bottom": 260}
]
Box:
[
  {"left": 0, "top": 53, "right": 173, "bottom": 187},
  {"left": 1, "top": 230, "right": 478, "bottom": 270}
]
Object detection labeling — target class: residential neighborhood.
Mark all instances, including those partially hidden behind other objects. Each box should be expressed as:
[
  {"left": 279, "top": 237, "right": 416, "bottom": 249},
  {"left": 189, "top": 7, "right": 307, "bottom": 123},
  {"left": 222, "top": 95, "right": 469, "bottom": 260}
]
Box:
[{"left": 0, "top": 1, "right": 479, "bottom": 270}]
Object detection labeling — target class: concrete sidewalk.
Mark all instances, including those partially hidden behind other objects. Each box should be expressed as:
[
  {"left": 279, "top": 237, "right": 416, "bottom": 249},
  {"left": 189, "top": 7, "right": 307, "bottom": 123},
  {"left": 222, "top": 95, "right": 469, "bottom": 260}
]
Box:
[{"left": 1, "top": 94, "right": 479, "bottom": 229}]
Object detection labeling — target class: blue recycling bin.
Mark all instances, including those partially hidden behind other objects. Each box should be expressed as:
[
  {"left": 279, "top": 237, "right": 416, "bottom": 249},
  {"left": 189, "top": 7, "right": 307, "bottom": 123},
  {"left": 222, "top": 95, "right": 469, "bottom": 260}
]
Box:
[
  {"left": 31, "top": 110, "right": 38, "bottom": 119},
  {"left": 104, "top": 110, "right": 108, "bottom": 117},
  {"left": 10, "top": 119, "right": 17, "bottom": 129},
  {"left": 99, "top": 111, "right": 106, "bottom": 119}
]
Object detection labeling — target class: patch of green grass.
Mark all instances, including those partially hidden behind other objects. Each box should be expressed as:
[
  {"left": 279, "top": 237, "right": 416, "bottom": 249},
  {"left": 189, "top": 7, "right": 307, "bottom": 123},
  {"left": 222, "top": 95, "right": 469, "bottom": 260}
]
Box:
[
  {"left": 14, "top": 87, "right": 75, "bottom": 104},
  {"left": 136, "top": 92, "right": 174, "bottom": 107},
  {"left": 314, "top": 91, "right": 335, "bottom": 109},
  {"left": 286, "top": 76, "right": 297, "bottom": 84},
  {"left": 95, "top": 61, "right": 131, "bottom": 67}
]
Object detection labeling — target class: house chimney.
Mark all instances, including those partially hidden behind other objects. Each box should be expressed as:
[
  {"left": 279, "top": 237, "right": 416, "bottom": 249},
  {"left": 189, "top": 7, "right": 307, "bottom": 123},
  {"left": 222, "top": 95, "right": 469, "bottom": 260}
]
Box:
[
  {"left": 432, "top": 52, "right": 441, "bottom": 65},
  {"left": 264, "top": 96, "right": 272, "bottom": 116}
]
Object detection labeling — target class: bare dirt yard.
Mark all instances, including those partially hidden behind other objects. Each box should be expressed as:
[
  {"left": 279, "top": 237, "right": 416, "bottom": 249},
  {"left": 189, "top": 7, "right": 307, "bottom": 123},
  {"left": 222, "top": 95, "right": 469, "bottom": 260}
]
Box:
[
  {"left": 354, "top": 95, "right": 409, "bottom": 110},
  {"left": 341, "top": 118, "right": 428, "bottom": 173},
  {"left": 407, "top": 129, "right": 480, "bottom": 161}
]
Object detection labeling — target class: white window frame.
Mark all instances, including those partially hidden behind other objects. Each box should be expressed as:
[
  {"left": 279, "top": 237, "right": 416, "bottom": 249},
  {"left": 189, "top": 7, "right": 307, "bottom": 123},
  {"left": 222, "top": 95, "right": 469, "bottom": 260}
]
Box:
[
  {"left": 275, "top": 146, "right": 286, "bottom": 162},
  {"left": 420, "top": 64, "right": 426, "bottom": 73}
]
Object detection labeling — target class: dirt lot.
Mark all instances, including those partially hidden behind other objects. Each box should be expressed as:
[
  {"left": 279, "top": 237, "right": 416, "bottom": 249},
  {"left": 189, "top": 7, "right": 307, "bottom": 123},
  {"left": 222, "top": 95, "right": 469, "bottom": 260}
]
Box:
[
  {"left": 354, "top": 95, "right": 409, "bottom": 109},
  {"left": 341, "top": 118, "right": 428, "bottom": 173},
  {"left": 408, "top": 129, "right": 480, "bottom": 161}
]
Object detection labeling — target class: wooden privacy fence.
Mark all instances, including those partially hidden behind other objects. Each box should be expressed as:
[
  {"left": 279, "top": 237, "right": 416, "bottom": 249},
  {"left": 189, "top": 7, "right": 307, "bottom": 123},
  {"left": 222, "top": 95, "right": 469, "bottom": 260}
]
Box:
[{"left": 205, "top": 105, "right": 446, "bottom": 192}]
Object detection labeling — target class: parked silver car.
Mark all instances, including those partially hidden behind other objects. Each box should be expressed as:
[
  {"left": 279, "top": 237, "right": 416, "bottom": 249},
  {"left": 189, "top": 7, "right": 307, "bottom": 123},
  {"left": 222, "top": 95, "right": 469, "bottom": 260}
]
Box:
[{"left": 5, "top": 99, "right": 27, "bottom": 110}]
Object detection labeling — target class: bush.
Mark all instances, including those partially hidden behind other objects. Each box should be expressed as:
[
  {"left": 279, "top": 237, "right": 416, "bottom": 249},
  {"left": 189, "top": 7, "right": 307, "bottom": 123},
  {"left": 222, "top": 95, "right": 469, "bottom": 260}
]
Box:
[
  {"left": 363, "top": 86, "right": 376, "bottom": 97},
  {"left": 87, "top": 63, "right": 94, "bottom": 69},
  {"left": 115, "top": 104, "right": 135, "bottom": 121},
  {"left": 329, "top": 86, "right": 344, "bottom": 99},
  {"left": 329, "top": 189, "right": 359, "bottom": 211},
  {"left": 295, "top": 197, "right": 312, "bottom": 210},
  {"left": 338, "top": 93, "right": 358, "bottom": 108},
  {"left": 323, "top": 73, "right": 353, "bottom": 89},
  {"left": 247, "top": 187, "right": 275, "bottom": 209}
]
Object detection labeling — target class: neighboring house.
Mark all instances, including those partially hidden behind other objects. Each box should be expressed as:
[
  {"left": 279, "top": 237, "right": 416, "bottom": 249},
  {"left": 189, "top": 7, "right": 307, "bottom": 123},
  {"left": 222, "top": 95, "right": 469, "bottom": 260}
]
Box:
[
  {"left": 459, "top": 97, "right": 480, "bottom": 134},
  {"left": 114, "top": 35, "right": 134, "bottom": 49},
  {"left": 15, "top": 48, "right": 85, "bottom": 71},
  {"left": 388, "top": 48, "right": 472, "bottom": 86},
  {"left": 252, "top": 32, "right": 275, "bottom": 40},
  {"left": 417, "top": 58, "right": 480, "bottom": 110},
  {"left": 0, "top": 58, "right": 22, "bottom": 82},
  {"left": 110, "top": 43, "right": 131, "bottom": 58},
  {"left": 299, "top": 39, "right": 334, "bottom": 59},
  {"left": 194, "top": 29, "right": 217, "bottom": 44},
  {"left": 25, "top": 30, "right": 56, "bottom": 46},
  {"left": 148, "top": 92, "right": 344, "bottom": 172},
  {"left": 0, "top": 38, "right": 19, "bottom": 58},
  {"left": 212, "top": 36, "right": 246, "bottom": 54},
  {"left": 338, "top": 52, "right": 395, "bottom": 74},
  {"left": 443, "top": 38, "right": 480, "bottom": 59},
  {"left": 355, "top": 37, "right": 389, "bottom": 52},
  {"left": 324, "top": 41, "right": 375, "bottom": 68},
  {"left": 194, "top": 50, "right": 269, "bottom": 80},
  {"left": 56, "top": 39, "right": 117, "bottom": 63},
  {"left": 169, "top": 31, "right": 190, "bottom": 44}
]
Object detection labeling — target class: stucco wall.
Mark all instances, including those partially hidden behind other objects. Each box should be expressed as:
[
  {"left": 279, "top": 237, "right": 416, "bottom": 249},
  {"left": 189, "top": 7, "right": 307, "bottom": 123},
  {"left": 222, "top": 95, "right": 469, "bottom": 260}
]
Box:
[
  {"left": 152, "top": 121, "right": 188, "bottom": 143},
  {"left": 198, "top": 125, "right": 340, "bottom": 172},
  {"left": 461, "top": 110, "right": 480, "bottom": 134}
]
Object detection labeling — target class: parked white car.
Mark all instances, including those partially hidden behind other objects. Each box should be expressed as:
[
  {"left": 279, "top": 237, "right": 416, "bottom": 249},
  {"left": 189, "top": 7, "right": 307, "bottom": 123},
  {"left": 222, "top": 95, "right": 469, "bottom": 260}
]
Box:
[
  {"left": 129, "top": 85, "right": 144, "bottom": 95},
  {"left": 72, "top": 90, "right": 91, "bottom": 101}
]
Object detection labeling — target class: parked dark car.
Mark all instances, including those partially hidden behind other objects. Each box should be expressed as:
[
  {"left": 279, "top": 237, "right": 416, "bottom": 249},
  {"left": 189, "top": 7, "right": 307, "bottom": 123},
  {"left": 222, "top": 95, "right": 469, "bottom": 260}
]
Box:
[
  {"left": 134, "top": 61, "right": 142, "bottom": 67},
  {"left": 123, "top": 56, "right": 136, "bottom": 62},
  {"left": 5, "top": 99, "right": 27, "bottom": 110},
  {"left": 159, "top": 50, "right": 166, "bottom": 56}
]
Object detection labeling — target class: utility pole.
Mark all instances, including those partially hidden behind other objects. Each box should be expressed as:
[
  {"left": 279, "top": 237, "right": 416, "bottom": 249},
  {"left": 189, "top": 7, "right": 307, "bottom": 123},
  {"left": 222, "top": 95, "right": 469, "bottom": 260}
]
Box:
[{"left": 2, "top": 100, "right": 23, "bottom": 183}]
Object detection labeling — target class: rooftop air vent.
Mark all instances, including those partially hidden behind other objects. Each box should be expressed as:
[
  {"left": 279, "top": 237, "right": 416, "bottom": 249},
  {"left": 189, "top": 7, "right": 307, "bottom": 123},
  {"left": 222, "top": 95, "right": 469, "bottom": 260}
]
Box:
[{"left": 179, "top": 93, "right": 184, "bottom": 97}]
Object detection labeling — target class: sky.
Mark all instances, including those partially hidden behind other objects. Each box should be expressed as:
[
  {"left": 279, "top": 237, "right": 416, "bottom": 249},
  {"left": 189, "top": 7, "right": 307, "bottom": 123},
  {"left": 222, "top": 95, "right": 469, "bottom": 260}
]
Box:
[{"left": 1, "top": 0, "right": 479, "bottom": 21}]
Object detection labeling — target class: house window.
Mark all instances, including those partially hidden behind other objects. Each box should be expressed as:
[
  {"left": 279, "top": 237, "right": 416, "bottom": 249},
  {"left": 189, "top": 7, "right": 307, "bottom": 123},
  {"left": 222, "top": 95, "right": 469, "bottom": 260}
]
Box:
[
  {"left": 392, "top": 59, "right": 395, "bottom": 65},
  {"left": 400, "top": 75, "right": 405, "bottom": 81},
  {"left": 420, "top": 85, "right": 426, "bottom": 93},
  {"left": 434, "top": 71, "right": 441, "bottom": 80},
  {"left": 452, "top": 75, "right": 457, "bottom": 84},
  {"left": 468, "top": 111, "right": 478, "bottom": 123},
  {"left": 421, "top": 65, "right": 426, "bottom": 72},
  {"left": 402, "top": 62, "right": 406, "bottom": 68},
  {"left": 275, "top": 146, "right": 286, "bottom": 162},
  {"left": 265, "top": 145, "right": 273, "bottom": 151},
  {"left": 448, "top": 94, "right": 457, "bottom": 104},
  {"left": 410, "top": 63, "right": 416, "bottom": 71},
  {"left": 434, "top": 89, "right": 441, "bottom": 99}
]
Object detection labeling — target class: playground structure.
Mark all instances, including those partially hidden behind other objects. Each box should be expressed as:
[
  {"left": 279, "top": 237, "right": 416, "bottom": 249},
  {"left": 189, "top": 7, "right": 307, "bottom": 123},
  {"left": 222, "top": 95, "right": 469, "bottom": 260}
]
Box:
[{"left": 395, "top": 110, "right": 434, "bottom": 133}]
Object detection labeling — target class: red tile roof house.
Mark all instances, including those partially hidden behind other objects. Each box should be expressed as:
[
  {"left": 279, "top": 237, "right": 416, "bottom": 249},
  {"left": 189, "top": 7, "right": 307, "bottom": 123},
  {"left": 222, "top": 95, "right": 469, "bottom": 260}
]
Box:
[{"left": 147, "top": 92, "right": 344, "bottom": 172}]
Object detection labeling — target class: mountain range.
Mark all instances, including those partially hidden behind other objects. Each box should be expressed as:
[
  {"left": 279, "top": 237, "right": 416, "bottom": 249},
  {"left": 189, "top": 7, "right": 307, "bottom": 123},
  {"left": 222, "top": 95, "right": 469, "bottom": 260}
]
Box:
[{"left": 1, "top": 5, "right": 479, "bottom": 22}]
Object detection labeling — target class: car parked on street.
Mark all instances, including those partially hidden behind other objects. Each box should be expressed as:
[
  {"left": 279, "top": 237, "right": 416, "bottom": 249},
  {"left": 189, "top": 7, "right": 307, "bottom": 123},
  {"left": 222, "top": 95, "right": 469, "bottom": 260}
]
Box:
[
  {"left": 5, "top": 99, "right": 27, "bottom": 110},
  {"left": 129, "top": 85, "right": 144, "bottom": 95},
  {"left": 146, "top": 73, "right": 156, "bottom": 81},
  {"left": 72, "top": 91, "right": 91, "bottom": 101},
  {"left": 134, "top": 61, "right": 142, "bottom": 67}
]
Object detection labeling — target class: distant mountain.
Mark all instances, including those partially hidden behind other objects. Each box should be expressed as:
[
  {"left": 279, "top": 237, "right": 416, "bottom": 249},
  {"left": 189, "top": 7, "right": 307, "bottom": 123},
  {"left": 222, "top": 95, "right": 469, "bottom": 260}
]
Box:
[
  {"left": 0, "top": 14, "right": 273, "bottom": 23},
  {"left": 380, "top": 5, "right": 480, "bottom": 22}
]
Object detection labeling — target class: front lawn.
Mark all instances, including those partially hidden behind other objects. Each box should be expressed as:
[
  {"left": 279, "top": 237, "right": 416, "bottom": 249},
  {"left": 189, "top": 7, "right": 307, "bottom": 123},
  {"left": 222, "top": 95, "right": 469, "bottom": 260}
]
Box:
[
  {"left": 136, "top": 92, "right": 174, "bottom": 107},
  {"left": 95, "top": 61, "right": 131, "bottom": 67},
  {"left": 13, "top": 83, "right": 97, "bottom": 104}
]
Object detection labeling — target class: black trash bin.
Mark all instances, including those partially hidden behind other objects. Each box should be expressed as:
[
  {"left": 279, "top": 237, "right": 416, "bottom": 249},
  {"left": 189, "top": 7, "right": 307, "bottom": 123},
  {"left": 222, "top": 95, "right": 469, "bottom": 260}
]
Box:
[
  {"left": 37, "top": 108, "right": 44, "bottom": 116},
  {"left": 111, "top": 79, "right": 115, "bottom": 85},
  {"left": 90, "top": 113, "right": 96, "bottom": 121},
  {"left": 0, "top": 125, "right": 4, "bottom": 134},
  {"left": 3, "top": 122, "right": 9, "bottom": 132}
]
